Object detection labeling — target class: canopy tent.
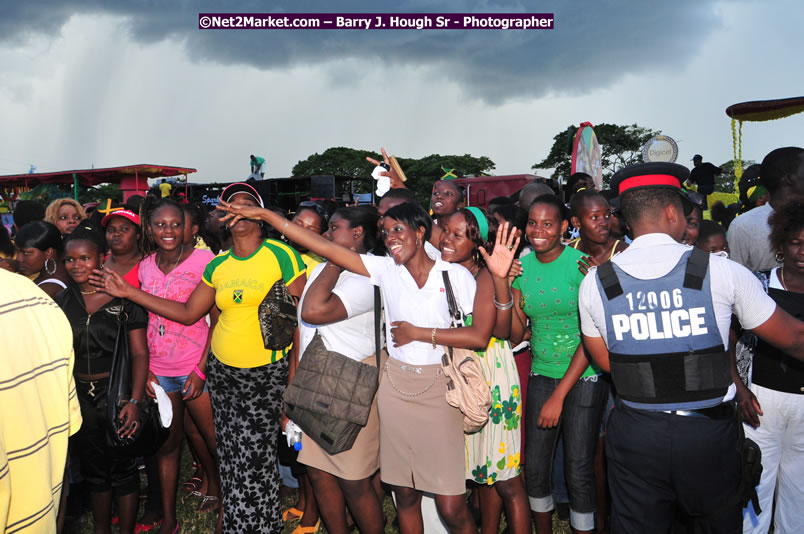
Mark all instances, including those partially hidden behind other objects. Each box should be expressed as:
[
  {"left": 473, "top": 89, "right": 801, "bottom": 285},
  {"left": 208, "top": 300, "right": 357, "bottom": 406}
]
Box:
[
  {"left": 726, "top": 96, "right": 804, "bottom": 181},
  {"left": 0, "top": 164, "right": 197, "bottom": 202}
]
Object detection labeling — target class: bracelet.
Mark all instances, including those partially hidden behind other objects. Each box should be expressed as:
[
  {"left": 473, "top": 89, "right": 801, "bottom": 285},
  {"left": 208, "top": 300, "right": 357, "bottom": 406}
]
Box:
[
  {"left": 193, "top": 365, "right": 207, "bottom": 381},
  {"left": 128, "top": 398, "right": 141, "bottom": 407},
  {"left": 281, "top": 220, "right": 289, "bottom": 239},
  {"left": 431, "top": 327, "right": 437, "bottom": 349},
  {"left": 493, "top": 294, "right": 514, "bottom": 310},
  {"left": 326, "top": 261, "right": 344, "bottom": 272}
]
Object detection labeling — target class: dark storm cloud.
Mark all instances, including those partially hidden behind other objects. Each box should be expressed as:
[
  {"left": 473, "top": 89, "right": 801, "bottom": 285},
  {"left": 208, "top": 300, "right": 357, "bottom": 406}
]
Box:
[{"left": 0, "top": 0, "right": 721, "bottom": 103}]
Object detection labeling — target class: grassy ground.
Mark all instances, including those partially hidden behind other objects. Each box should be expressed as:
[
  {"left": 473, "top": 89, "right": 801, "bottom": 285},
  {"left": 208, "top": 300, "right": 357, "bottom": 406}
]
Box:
[{"left": 69, "top": 444, "right": 572, "bottom": 533}]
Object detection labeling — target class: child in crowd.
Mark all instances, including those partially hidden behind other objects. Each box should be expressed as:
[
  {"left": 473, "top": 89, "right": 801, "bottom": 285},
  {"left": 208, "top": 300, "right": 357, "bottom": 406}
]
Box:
[{"left": 695, "top": 220, "right": 729, "bottom": 255}]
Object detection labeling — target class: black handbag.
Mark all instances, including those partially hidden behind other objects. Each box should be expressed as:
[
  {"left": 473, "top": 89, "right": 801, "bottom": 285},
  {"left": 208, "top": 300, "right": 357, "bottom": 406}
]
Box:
[
  {"left": 106, "top": 304, "right": 169, "bottom": 457},
  {"left": 258, "top": 279, "right": 298, "bottom": 350},
  {"left": 283, "top": 287, "right": 382, "bottom": 455}
]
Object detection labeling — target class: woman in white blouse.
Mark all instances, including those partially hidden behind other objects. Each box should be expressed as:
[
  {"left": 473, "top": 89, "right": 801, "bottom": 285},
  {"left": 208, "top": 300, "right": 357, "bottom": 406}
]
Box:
[{"left": 296, "top": 206, "right": 385, "bottom": 534}]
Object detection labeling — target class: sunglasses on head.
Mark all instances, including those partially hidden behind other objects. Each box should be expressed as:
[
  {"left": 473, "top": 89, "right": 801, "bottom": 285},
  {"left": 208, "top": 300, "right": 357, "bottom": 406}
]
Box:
[{"left": 298, "top": 201, "right": 327, "bottom": 217}]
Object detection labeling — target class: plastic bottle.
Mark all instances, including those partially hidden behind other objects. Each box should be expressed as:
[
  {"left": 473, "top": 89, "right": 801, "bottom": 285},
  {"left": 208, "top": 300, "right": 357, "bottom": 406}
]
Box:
[{"left": 284, "top": 420, "right": 303, "bottom": 451}]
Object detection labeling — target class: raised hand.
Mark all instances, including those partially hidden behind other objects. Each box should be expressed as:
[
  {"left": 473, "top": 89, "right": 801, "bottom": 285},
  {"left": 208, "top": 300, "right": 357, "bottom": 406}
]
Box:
[
  {"left": 215, "top": 199, "right": 269, "bottom": 228},
  {"left": 366, "top": 147, "right": 405, "bottom": 189},
  {"left": 89, "top": 267, "right": 132, "bottom": 298},
  {"left": 479, "top": 221, "right": 520, "bottom": 279}
]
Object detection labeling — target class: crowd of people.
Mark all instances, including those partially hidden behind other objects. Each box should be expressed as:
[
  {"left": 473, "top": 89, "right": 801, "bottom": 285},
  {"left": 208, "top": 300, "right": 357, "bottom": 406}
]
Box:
[{"left": 1, "top": 145, "right": 804, "bottom": 534}]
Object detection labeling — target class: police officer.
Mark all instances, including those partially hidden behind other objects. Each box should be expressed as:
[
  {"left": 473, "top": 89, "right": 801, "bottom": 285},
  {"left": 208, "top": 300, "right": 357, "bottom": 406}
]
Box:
[{"left": 577, "top": 162, "right": 804, "bottom": 533}]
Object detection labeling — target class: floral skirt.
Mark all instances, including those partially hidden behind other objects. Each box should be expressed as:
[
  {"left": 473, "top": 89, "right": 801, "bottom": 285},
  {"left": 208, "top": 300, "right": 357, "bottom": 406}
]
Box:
[
  {"left": 207, "top": 354, "right": 288, "bottom": 533},
  {"left": 466, "top": 338, "right": 522, "bottom": 484}
]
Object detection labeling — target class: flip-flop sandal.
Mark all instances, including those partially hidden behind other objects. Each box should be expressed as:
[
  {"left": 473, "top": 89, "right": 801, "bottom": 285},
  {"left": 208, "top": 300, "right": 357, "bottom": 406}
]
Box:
[
  {"left": 182, "top": 477, "right": 202, "bottom": 493},
  {"left": 184, "top": 489, "right": 206, "bottom": 505},
  {"left": 182, "top": 464, "right": 203, "bottom": 493},
  {"left": 198, "top": 495, "right": 220, "bottom": 513},
  {"left": 291, "top": 519, "right": 320, "bottom": 534},
  {"left": 282, "top": 506, "right": 304, "bottom": 522},
  {"left": 134, "top": 519, "right": 163, "bottom": 533}
]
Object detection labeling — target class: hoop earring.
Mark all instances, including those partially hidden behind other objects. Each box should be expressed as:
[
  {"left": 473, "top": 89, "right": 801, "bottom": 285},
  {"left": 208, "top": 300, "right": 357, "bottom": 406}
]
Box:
[
  {"left": 416, "top": 238, "right": 421, "bottom": 248},
  {"left": 776, "top": 251, "right": 784, "bottom": 262},
  {"left": 45, "top": 258, "right": 56, "bottom": 275}
]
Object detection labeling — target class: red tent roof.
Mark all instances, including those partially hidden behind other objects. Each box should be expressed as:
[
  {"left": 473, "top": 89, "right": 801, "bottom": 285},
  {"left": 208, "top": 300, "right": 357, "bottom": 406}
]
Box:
[{"left": 0, "top": 164, "right": 196, "bottom": 188}]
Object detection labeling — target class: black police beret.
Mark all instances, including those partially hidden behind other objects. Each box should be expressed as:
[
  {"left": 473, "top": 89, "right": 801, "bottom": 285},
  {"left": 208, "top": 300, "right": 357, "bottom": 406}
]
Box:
[
  {"left": 611, "top": 162, "right": 694, "bottom": 215},
  {"left": 610, "top": 162, "right": 690, "bottom": 196}
]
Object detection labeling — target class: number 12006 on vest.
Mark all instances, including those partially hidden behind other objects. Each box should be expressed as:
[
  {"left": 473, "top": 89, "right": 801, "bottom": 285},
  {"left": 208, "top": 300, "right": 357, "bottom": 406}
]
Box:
[{"left": 613, "top": 290, "right": 709, "bottom": 341}]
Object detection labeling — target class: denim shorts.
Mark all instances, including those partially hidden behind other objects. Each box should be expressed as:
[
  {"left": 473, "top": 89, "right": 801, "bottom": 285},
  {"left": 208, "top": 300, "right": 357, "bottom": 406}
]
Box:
[{"left": 155, "top": 373, "right": 208, "bottom": 395}]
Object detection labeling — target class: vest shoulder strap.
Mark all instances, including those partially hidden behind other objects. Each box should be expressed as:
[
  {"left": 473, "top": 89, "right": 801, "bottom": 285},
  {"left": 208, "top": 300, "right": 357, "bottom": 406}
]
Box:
[
  {"left": 597, "top": 260, "right": 623, "bottom": 300},
  {"left": 683, "top": 247, "right": 709, "bottom": 290}
]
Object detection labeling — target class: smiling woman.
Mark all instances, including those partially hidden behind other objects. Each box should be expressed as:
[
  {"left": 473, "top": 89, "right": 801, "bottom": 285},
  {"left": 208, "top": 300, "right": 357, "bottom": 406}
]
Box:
[
  {"left": 136, "top": 196, "right": 221, "bottom": 531},
  {"left": 389, "top": 208, "right": 532, "bottom": 534},
  {"left": 511, "top": 194, "right": 608, "bottom": 534}
]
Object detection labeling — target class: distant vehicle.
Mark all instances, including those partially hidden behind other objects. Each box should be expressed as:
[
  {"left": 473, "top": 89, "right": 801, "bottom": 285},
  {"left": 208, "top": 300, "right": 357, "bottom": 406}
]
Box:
[{"left": 452, "top": 174, "right": 557, "bottom": 208}]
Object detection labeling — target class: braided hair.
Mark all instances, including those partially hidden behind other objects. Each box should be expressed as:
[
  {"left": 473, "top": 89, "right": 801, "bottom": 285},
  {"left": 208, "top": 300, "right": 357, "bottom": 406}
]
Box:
[{"left": 139, "top": 195, "right": 183, "bottom": 255}]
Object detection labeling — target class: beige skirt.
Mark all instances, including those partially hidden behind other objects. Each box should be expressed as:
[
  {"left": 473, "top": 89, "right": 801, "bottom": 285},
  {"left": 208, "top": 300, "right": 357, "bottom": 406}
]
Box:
[
  {"left": 297, "top": 353, "right": 382, "bottom": 480},
  {"left": 378, "top": 356, "right": 465, "bottom": 496}
]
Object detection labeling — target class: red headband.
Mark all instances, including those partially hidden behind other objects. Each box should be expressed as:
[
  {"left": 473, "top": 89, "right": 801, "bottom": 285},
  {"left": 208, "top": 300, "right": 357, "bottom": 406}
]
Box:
[{"left": 618, "top": 174, "right": 680, "bottom": 194}]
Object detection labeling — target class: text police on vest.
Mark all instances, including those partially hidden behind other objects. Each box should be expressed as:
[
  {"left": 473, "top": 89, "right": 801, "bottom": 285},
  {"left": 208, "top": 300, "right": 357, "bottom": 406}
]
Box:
[{"left": 612, "top": 290, "right": 709, "bottom": 341}]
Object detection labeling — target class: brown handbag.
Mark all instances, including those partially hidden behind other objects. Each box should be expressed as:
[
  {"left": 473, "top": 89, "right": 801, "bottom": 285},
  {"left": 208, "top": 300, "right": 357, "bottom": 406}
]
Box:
[{"left": 441, "top": 271, "right": 492, "bottom": 433}]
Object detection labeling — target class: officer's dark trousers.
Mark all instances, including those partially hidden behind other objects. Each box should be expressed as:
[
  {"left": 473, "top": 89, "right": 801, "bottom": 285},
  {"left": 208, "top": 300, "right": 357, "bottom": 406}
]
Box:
[{"left": 606, "top": 402, "right": 742, "bottom": 534}]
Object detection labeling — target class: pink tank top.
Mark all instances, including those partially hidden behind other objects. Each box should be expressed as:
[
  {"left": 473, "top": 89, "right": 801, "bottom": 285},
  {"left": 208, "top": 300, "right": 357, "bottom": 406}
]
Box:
[{"left": 138, "top": 249, "right": 214, "bottom": 376}]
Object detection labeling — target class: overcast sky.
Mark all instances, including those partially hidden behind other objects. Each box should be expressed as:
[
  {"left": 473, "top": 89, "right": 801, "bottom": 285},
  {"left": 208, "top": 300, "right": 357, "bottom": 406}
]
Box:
[{"left": 0, "top": 0, "right": 802, "bottom": 184}]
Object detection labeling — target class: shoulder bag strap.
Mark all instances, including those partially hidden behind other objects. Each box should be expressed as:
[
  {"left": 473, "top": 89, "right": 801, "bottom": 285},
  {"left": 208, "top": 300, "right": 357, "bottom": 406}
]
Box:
[
  {"left": 374, "top": 286, "right": 382, "bottom": 383},
  {"left": 441, "top": 271, "right": 461, "bottom": 324},
  {"left": 440, "top": 271, "right": 462, "bottom": 363}
]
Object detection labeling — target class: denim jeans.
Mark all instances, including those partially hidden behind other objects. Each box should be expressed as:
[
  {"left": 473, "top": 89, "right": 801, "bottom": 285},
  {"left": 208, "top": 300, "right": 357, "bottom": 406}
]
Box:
[{"left": 525, "top": 373, "right": 608, "bottom": 531}]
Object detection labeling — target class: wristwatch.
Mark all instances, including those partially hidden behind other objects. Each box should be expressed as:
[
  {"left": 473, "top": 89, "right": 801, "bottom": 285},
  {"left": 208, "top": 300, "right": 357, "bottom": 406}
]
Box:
[{"left": 129, "top": 398, "right": 141, "bottom": 407}]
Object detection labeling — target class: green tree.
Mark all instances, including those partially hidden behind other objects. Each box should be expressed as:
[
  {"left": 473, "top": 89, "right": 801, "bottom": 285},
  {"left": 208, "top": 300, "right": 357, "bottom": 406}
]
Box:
[
  {"left": 291, "top": 147, "right": 377, "bottom": 178},
  {"left": 292, "top": 147, "right": 495, "bottom": 206},
  {"left": 533, "top": 123, "right": 660, "bottom": 187},
  {"left": 78, "top": 183, "right": 122, "bottom": 204},
  {"left": 716, "top": 159, "right": 757, "bottom": 194}
]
